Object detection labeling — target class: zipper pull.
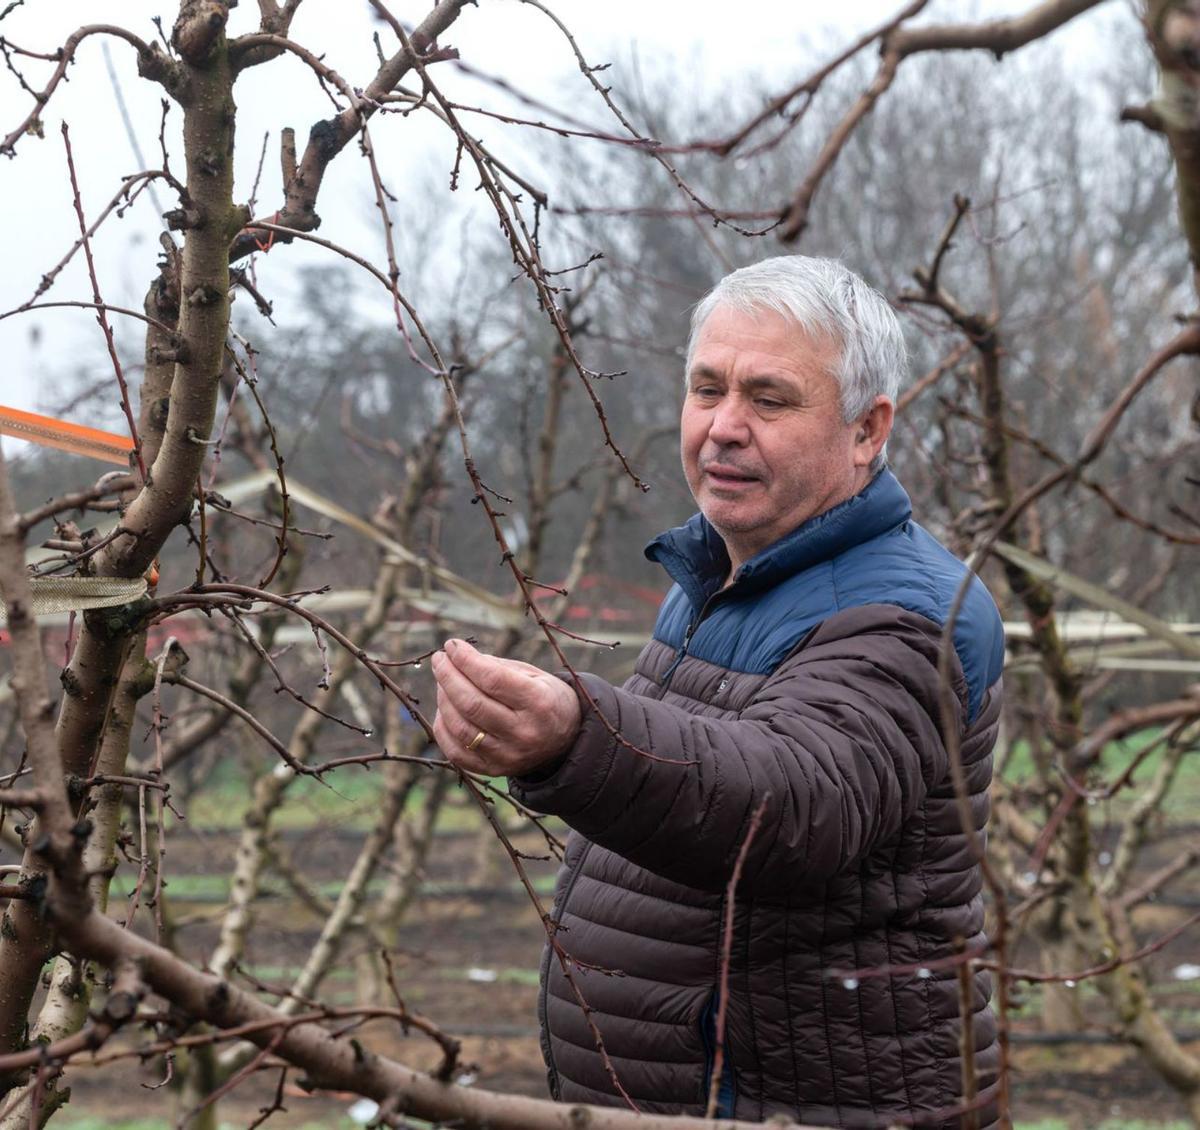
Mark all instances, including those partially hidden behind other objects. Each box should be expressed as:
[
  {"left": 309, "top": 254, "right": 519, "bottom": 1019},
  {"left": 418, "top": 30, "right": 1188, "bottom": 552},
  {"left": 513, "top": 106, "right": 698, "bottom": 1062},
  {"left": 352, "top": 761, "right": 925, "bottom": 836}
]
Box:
[{"left": 661, "top": 621, "right": 694, "bottom": 688}]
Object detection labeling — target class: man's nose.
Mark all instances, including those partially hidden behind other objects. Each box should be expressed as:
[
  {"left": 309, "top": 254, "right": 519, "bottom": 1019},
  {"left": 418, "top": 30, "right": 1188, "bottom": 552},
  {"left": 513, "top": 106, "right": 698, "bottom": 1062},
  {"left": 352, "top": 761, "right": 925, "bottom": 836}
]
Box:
[{"left": 707, "top": 395, "right": 751, "bottom": 446}]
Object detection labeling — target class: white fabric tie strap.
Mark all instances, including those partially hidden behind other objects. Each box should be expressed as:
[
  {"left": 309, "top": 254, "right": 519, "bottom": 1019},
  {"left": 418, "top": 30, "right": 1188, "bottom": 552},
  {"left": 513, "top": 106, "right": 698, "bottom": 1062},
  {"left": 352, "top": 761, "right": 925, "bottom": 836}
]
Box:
[{"left": 0, "top": 576, "right": 148, "bottom": 624}]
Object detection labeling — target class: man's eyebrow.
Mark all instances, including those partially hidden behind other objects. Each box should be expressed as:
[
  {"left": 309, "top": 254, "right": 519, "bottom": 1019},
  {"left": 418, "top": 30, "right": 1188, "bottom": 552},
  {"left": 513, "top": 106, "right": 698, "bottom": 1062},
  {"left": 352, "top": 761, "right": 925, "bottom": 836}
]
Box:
[
  {"left": 687, "top": 366, "right": 794, "bottom": 392},
  {"left": 739, "top": 375, "right": 794, "bottom": 393}
]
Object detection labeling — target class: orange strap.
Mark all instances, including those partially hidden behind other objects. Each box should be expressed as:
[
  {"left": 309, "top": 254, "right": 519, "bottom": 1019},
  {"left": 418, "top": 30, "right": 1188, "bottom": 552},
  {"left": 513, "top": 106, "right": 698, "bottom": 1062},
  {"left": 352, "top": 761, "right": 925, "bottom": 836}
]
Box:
[{"left": 0, "top": 405, "right": 134, "bottom": 466}]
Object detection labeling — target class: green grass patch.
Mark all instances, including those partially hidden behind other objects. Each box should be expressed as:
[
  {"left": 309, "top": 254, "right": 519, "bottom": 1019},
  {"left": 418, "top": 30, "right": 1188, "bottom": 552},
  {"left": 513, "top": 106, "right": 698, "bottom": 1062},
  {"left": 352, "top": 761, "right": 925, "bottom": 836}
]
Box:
[
  {"left": 58, "top": 1122, "right": 360, "bottom": 1130},
  {"left": 1001, "top": 728, "right": 1200, "bottom": 823},
  {"left": 58, "top": 1122, "right": 172, "bottom": 1130},
  {"left": 180, "top": 767, "right": 509, "bottom": 834},
  {"left": 109, "top": 873, "right": 234, "bottom": 901},
  {"left": 110, "top": 870, "right": 556, "bottom": 906},
  {"left": 448, "top": 965, "right": 541, "bottom": 986}
]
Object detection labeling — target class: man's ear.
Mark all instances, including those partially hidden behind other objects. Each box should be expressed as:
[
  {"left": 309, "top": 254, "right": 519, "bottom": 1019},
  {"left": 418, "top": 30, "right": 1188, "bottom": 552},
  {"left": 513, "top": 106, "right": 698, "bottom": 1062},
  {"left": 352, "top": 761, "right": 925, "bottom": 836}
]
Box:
[{"left": 852, "top": 395, "right": 895, "bottom": 468}]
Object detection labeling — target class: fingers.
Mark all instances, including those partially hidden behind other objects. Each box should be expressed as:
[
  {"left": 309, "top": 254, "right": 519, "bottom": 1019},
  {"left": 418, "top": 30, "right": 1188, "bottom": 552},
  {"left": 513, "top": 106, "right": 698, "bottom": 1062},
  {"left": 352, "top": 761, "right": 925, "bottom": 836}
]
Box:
[
  {"left": 432, "top": 684, "right": 490, "bottom": 775},
  {"left": 439, "top": 639, "right": 540, "bottom": 710},
  {"left": 431, "top": 643, "right": 528, "bottom": 776},
  {"left": 431, "top": 639, "right": 582, "bottom": 778},
  {"left": 486, "top": 655, "right": 548, "bottom": 678},
  {"left": 431, "top": 647, "right": 521, "bottom": 736}
]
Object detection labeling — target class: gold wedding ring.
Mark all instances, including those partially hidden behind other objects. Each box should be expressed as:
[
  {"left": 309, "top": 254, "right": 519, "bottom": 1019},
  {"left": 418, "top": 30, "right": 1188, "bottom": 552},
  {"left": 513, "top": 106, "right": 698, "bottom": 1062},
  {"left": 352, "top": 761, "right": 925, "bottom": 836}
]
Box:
[{"left": 466, "top": 729, "right": 487, "bottom": 752}]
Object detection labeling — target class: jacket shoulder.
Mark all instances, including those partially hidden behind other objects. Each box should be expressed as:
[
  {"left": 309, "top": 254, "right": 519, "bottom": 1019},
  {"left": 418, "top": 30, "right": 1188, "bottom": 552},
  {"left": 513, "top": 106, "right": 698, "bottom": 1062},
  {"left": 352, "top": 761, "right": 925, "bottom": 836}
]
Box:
[
  {"left": 651, "top": 520, "right": 1004, "bottom": 724},
  {"left": 831, "top": 522, "right": 1004, "bottom": 723}
]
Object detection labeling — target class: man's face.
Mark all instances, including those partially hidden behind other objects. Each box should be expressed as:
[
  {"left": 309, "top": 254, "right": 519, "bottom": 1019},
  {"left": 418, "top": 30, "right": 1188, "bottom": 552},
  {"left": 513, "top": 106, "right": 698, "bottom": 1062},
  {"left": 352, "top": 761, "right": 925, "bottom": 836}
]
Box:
[{"left": 681, "top": 305, "right": 879, "bottom": 572}]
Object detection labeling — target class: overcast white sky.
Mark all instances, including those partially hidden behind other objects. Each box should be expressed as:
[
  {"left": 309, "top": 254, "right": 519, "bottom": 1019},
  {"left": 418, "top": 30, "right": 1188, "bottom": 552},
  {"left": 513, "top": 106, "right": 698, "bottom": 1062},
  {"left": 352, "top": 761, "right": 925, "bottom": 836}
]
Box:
[{"left": 0, "top": 0, "right": 1122, "bottom": 455}]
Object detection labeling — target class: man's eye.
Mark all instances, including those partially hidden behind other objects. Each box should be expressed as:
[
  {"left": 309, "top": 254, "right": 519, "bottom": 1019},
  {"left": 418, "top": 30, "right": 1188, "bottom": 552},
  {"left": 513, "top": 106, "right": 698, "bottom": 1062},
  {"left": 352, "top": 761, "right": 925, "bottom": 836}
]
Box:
[
  {"left": 755, "top": 399, "right": 784, "bottom": 410},
  {"left": 692, "top": 386, "right": 720, "bottom": 398}
]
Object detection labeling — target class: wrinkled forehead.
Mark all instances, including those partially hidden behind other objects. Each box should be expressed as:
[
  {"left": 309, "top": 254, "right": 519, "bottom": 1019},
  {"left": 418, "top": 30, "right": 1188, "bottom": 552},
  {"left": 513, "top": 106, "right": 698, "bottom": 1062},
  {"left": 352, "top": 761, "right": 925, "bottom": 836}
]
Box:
[{"left": 687, "top": 303, "right": 843, "bottom": 379}]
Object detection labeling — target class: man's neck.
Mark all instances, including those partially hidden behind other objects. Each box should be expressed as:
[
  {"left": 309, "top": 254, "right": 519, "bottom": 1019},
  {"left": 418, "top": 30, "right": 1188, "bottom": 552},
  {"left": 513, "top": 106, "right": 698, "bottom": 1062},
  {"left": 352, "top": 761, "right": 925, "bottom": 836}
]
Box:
[{"left": 716, "top": 469, "right": 879, "bottom": 584}]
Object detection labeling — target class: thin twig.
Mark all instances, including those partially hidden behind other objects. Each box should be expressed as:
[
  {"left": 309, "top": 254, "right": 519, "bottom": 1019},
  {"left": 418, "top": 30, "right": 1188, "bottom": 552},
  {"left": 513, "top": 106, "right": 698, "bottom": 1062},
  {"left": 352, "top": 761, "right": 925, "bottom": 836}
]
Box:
[
  {"left": 61, "top": 122, "right": 146, "bottom": 480},
  {"left": 705, "top": 796, "right": 770, "bottom": 1119}
]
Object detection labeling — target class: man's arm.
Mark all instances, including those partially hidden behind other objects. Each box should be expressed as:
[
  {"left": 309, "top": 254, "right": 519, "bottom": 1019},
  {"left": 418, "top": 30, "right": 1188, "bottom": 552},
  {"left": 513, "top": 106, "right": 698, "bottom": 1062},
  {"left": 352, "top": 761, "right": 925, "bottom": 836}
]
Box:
[{"left": 433, "top": 606, "right": 977, "bottom": 895}]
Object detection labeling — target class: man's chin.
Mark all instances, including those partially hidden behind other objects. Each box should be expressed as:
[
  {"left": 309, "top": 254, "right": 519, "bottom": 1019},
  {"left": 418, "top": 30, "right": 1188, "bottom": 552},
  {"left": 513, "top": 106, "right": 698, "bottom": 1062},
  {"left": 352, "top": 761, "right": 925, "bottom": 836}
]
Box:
[{"left": 700, "top": 499, "right": 765, "bottom": 534}]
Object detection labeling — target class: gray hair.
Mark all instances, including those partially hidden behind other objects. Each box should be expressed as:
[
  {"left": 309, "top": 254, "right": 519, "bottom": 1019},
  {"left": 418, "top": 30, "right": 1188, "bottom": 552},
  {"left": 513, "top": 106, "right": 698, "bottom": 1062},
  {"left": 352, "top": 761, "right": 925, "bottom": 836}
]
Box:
[{"left": 686, "top": 256, "right": 907, "bottom": 471}]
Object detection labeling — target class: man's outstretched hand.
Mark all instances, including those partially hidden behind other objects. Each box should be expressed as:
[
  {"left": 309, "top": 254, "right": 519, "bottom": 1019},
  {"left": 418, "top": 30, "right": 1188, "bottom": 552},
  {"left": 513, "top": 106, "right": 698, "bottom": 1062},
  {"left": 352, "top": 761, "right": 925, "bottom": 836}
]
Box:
[{"left": 431, "top": 638, "right": 582, "bottom": 776}]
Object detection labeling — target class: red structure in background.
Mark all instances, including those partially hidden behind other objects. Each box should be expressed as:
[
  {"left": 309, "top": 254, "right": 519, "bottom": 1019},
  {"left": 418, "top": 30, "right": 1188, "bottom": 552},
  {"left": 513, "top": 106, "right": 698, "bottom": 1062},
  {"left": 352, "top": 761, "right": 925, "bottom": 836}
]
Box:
[{"left": 561, "top": 573, "right": 665, "bottom": 624}]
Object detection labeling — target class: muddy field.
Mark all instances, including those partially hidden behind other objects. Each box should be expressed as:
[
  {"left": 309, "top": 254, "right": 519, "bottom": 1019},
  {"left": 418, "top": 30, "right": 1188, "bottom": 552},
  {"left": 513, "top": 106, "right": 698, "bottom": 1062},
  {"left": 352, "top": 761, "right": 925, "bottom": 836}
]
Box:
[{"left": 48, "top": 789, "right": 1200, "bottom": 1129}]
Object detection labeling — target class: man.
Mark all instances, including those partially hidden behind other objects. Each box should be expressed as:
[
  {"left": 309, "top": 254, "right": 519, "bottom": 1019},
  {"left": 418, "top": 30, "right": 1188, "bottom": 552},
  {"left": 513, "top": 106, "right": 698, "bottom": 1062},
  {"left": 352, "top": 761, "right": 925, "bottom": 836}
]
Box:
[{"left": 431, "top": 256, "right": 1005, "bottom": 1128}]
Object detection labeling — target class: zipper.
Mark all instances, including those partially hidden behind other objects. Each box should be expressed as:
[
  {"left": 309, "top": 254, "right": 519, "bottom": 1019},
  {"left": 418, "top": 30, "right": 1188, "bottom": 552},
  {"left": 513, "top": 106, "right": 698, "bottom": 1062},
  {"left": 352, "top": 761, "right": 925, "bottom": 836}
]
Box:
[
  {"left": 661, "top": 618, "right": 697, "bottom": 687},
  {"left": 699, "top": 989, "right": 716, "bottom": 1094},
  {"left": 699, "top": 987, "right": 738, "bottom": 1117},
  {"left": 661, "top": 591, "right": 722, "bottom": 689}
]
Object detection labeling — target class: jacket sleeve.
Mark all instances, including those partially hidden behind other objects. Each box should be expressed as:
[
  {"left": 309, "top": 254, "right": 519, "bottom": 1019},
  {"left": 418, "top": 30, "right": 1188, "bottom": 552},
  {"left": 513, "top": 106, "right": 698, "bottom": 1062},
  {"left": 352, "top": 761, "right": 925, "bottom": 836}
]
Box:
[{"left": 509, "top": 606, "right": 969, "bottom": 896}]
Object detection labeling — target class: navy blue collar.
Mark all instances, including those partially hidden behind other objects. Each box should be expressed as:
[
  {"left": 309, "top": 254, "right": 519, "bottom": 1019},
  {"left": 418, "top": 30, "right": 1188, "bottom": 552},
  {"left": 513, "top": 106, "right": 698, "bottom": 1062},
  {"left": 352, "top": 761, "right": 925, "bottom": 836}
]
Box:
[{"left": 645, "top": 470, "right": 913, "bottom": 614}]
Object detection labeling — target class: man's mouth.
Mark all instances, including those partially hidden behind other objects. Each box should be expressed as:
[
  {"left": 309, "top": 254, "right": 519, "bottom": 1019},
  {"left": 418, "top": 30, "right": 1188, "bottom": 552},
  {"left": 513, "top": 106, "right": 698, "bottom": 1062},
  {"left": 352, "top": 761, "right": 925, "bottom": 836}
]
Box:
[{"left": 703, "top": 464, "right": 761, "bottom": 488}]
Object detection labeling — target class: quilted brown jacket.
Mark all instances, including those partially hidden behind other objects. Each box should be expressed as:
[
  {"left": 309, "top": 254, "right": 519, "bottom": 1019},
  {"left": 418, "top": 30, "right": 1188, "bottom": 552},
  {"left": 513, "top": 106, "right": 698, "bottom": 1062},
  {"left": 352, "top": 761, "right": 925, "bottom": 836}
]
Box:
[{"left": 511, "top": 472, "right": 1005, "bottom": 1128}]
